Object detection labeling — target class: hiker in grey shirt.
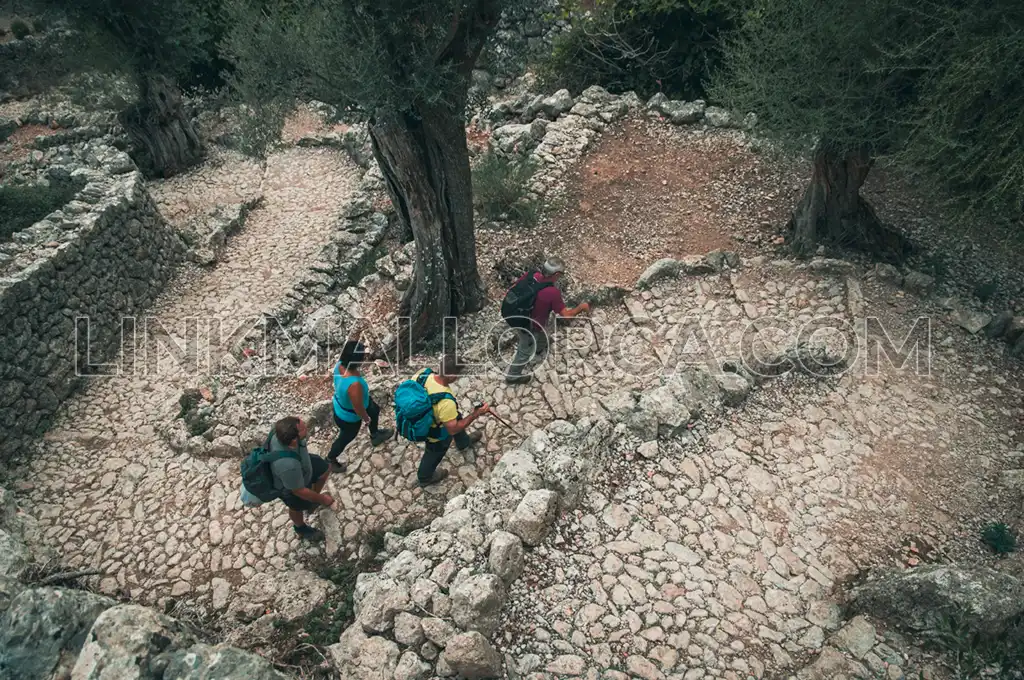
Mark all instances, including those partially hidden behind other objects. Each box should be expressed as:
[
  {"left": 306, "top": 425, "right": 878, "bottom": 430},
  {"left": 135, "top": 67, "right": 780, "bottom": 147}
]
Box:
[{"left": 271, "top": 416, "right": 333, "bottom": 541}]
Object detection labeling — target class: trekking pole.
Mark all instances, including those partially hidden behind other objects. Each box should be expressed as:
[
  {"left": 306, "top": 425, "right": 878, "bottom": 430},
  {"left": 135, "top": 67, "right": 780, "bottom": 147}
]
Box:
[
  {"left": 585, "top": 316, "right": 602, "bottom": 352},
  {"left": 475, "top": 403, "right": 519, "bottom": 435}
]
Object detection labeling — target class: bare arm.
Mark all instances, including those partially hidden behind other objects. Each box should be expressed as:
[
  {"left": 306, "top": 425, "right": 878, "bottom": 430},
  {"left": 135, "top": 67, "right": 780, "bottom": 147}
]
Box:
[
  {"left": 347, "top": 382, "right": 370, "bottom": 422},
  {"left": 443, "top": 403, "right": 489, "bottom": 436},
  {"left": 557, "top": 302, "right": 591, "bottom": 319}
]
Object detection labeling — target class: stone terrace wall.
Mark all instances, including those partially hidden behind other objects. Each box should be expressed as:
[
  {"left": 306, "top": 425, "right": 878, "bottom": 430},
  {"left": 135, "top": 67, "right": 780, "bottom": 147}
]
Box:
[{"left": 0, "top": 142, "right": 185, "bottom": 457}]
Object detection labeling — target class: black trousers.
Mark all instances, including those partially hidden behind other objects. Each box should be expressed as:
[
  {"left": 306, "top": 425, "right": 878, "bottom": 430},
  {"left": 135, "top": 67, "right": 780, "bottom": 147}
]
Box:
[
  {"left": 328, "top": 399, "right": 380, "bottom": 462},
  {"left": 418, "top": 422, "right": 472, "bottom": 483}
]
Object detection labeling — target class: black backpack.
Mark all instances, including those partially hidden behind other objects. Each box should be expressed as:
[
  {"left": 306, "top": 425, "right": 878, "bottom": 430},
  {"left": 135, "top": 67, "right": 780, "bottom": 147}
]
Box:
[
  {"left": 501, "top": 272, "right": 553, "bottom": 329},
  {"left": 240, "top": 432, "right": 299, "bottom": 505}
]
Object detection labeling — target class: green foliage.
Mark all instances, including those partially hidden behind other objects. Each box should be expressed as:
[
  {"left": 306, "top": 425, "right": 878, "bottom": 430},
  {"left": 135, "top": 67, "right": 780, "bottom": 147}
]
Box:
[
  {"left": 10, "top": 18, "right": 31, "bottom": 39},
  {"left": 472, "top": 149, "right": 540, "bottom": 227},
  {"left": 222, "top": 0, "right": 530, "bottom": 154},
  {"left": 919, "top": 606, "right": 1024, "bottom": 678},
  {"left": 538, "top": 0, "right": 741, "bottom": 99},
  {"left": 0, "top": 181, "right": 82, "bottom": 243},
  {"left": 31, "top": 16, "right": 48, "bottom": 33},
  {"left": 889, "top": 0, "right": 1024, "bottom": 223},
  {"left": 980, "top": 522, "right": 1017, "bottom": 555}
]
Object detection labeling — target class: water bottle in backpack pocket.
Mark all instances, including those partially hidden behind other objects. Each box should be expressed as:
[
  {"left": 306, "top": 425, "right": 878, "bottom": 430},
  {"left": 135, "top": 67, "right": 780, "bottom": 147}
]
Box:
[
  {"left": 393, "top": 369, "right": 456, "bottom": 442},
  {"left": 239, "top": 433, "right": 299, "bottom": 507}
]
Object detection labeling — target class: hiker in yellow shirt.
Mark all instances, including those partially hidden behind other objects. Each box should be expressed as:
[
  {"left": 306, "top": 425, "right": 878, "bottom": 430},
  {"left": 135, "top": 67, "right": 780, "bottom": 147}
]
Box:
[{"left": 414, "top": 354, "right": 489, "bottom": 487}]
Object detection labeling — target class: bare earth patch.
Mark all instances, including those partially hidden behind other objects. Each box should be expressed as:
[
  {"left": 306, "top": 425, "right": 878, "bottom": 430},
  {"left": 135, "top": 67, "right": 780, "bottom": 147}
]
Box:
[{"left": 478, "top": 117, "right": 805, "bottom": 291}]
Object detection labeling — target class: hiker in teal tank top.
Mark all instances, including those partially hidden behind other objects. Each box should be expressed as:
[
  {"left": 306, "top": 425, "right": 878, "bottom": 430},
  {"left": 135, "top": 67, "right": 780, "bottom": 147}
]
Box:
[{"left": 328, "top": 340, "right": 393, "bottom": 473}]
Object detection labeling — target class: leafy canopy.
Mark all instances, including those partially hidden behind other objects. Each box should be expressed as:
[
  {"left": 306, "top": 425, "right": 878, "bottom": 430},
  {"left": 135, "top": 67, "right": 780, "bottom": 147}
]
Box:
[{"left": 222, "top": 0, "right": 518, "bottom": 151}]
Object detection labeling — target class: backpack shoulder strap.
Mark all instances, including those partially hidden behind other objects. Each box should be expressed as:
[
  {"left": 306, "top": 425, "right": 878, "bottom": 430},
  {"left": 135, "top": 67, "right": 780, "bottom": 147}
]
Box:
[{"left": 429, "top": 391, "right": 455, "bottom": 406}]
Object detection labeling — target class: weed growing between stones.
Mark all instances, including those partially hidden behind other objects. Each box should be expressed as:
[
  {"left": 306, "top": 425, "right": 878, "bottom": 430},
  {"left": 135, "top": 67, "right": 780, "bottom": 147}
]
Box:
[
  {"left": 9, "top": 19, "right": 31, "bottom": 40},
  {"left": 918, "top": 608, "right": 1024, "bottom": 679},
  {"left": 980, "top": 522, "right": 1017, "bottom": 555},
  {"left": 472, "top": 149, "right": 541, "bottom": 227}
]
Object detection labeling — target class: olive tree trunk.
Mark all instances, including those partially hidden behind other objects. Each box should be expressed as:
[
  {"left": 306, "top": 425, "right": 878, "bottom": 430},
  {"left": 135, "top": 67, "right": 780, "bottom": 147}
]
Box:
[
  {"left": 120, "top": 74, "right": 204, "bottom": 178},
  {"left": 368, "top": 102, "right": 485, "bottom": 357},
  {"left": 788, "top": 144, "right": 912, "bottom": 263}
]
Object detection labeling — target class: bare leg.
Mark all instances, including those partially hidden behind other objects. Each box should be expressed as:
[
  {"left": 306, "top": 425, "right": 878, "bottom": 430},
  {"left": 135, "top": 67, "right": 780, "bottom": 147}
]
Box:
[
  {"left": 312, "top": 470, "right": 329, "bottom": 494},
  {"left": 288, "top": 508, "right": 305, "bottom": 527}
]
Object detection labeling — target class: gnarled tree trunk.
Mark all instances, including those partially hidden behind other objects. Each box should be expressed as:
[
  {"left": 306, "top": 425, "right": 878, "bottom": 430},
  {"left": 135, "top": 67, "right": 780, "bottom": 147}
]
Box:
[
  {"left": 369, "top": 101, "right": 485, "bottom": 358},
  {"left": 788, "top": 144, "right": 912, "bottom": 263},
  {"left": 120, "top": 74, "right": 204, "bottom": 178}
]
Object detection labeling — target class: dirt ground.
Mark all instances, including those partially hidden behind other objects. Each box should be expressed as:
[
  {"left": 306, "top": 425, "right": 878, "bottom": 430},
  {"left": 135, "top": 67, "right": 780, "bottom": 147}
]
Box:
[{"left": 478, "top": 118, "right": 805, "bottom": 291}]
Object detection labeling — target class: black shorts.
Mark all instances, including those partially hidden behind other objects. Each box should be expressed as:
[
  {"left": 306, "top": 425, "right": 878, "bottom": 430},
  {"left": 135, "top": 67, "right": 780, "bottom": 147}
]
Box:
[{"left": 280, "top": 455, "right": 329, "bottom": 512}]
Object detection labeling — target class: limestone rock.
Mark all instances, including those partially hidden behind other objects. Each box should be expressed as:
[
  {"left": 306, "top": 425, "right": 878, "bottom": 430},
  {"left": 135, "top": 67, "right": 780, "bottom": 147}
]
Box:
[
  {"left": 488, "top": 531, "right": 524, "bottom": 583},
  {"left": 659, "top": 100, "right": 705, "bottom": 125},
  {"left": 422, "top": 617, "right": 457, "bottom": 647},
  {"left": 394, "top": 612, "right": 425, "bottom": 647},
  {"left": 161, "top": 643, "right": 290, "bottom": 679},
  {"left": 955, "top": 309, "right": 992, "bottom": 335},
  {"left": 507, "top": 489, "right": 558, "bottom": 546},
  {"left": 540, "top": 90, "right": 574, "bottom": 118},
  {"left": 230, "top": 570, "right": 334, "bottom": 623},
  {"left": 327, "top": 625, "right": 400, "bottom": 680},
  {"left": 0, "top": 587, "right": 114, "bottom": 680},
  {"left": 450, "top": 574, "right": 506, "bottom": 637},
  {"left": 851, "top": 566, "right": 1024, "bottom": 638},
  {"left": 795, "top": 646, "right": 869, "bottom": 680},
  {"left": 983, "top": 311, "right": 1014, "bottom": 339},
  {"left": 491, "top": 120, "right": 548, "bottom": 154},
  {"left": 394, "top": 651, "right": 430, "bottom": 680},
  {"left": 636, "top": 258, "right": 680, "bottom": 290},
  {"left": 873, "top": 263, "right": 902, "bottom": 285},
  {"left": 71, "top": 604, "right": 196, "bottom": 679},
  {"left": 703, "top": 106, "right": 735, "bottom": 128},
  {"left": 354, "top": 575, "right": 411, "bottom": 633},
  {"left": 207, "top": 435, "right": 242, "bottom": 458},
  {"left": 831, "top": 616, "right": 877, "bottom": 659},
  {"left": 715, "top": 372, "right": 751, "bottom": 406},
  {"left": 0, "top": 529, "right": 29, "bottom": 580},
  {"left": 442, "top": 631, "right": 503, "bottom": 679},
  {"left": 902, "top": 270, "right": 934, "bottom": 295}
]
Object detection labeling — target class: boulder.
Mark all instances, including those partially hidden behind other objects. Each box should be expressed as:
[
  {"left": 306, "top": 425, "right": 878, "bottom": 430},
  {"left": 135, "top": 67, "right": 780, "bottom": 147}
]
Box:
[
  {"left": 491, "top": 120, "right": 548, "bottom": 154},
  {"left": 537, "top": 450, "right": 589, "bottom": 511},
  {"left": 161, "top": 643, "right": 290, "bottom": 679},
  {"left": 394, "top": 651, "right": 430, "bottom": 680},
  {"left": 507, "top": 489, "right": 559, "bottom": 546},
  {"left": 307, "top": 305, "right": 348, "bottom": 347},
  {"left": 955, "top": 309, "right": 992, "bottom": 335},
  {"left": 450, "top": 574, "right": 506, "bottom": 637},
  {"left": 873, "top": 263, "right": 903, "bottom": 285},
  {"left": 539, "top": 89, "right": 574, "bottom": 119},
  {"left": 983, "top": 311, "right": 1015, "bottom": 339},
  {"left": 1005, "top": 316, "right": 1024, "bottom": 345},
  {"left": 353, "top": 575, "right": 411, "bottom": 633},
  {"left": 394, "top": 612, "right": 425, "bottom": 647},
  {"left": 230, "top": 570, "right": 334, "bottom": 623},
  {"left": 327, "top": 625, "right": 400, "bottom": 680},
  {"left": 422, "top": 617, "right": 457, "bottom": 647},
  {"left": 659, "top": 100, "right": 705, "bottom": 125},
  {"left": 680, "top": 254, "right": 716, "bottom": 275},
  {"left": 715, "top": 372, "right": 751, "bottom": 406},
  {"left": 0, "top": 587, "right": 114, "bottom": 680},
  {"left": 902, "top": 270, "right": 934, "bottom": 295},
  {"left": 850, "top": 566, "right": 1024, "bottom": 638},
  {"left": 636, "top": 258, "right": 681, "bottom": 290},
  {"left": 0, "top": 576, "right": 22, "bottom": 614},
  {"left": 72, "top": 604, "right": 196, "bottom": 679},
  {"left": 0, "top": 529, "right": 29, "bottom": 580},
  {"left": 601, "top": 390, "right": 658, "bottom": 440},
  {"left": 442, "top": 631, "right": 503, "bottom": 679},
  {"left": 207, "top": 435, "right": 242, "bottom": 458},
  {"left": 705, "top": 249, "right": 740, "bottom": 271},
  {"left": 795, "top": 646, "right": 869, "bottom": 680},
  {"left": 488, "top": 531, "right": 525, "bottom": 584},
  {"left": 703, "top": 106, "right": 735, "bottom": 128}
]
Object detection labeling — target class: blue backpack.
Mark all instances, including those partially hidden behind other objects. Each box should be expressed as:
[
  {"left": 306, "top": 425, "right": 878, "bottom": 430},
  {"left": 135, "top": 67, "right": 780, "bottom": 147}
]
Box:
[{"left": 394, "top": 369, "right": 456, "bottom": 442}]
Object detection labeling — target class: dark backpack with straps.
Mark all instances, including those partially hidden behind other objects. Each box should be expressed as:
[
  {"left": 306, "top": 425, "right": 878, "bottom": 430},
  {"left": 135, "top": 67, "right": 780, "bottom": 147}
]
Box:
[
  {"left": 240, "top": 432, "right": 300, "bottom": 504},
  {"left": 501, "top": 272, "right": 553, "bottom": 328},
  {"left": 393, "top": 369, "right": 456, "bottom": 442}
]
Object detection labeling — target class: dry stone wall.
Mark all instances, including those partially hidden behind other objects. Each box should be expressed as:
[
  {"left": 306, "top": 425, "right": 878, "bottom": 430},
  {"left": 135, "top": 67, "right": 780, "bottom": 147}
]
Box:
[{"left": 0, "top": 141, "right": 185, "bottom": 457}]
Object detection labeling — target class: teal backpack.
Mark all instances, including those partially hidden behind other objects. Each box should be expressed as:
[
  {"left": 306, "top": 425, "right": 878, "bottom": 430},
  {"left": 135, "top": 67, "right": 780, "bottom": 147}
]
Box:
[
  {"left": 394, "top": 369, "right": 456, "bottom": 442},
  {"left": 240, "top": 432, "right": 299, "bottom": 506}
]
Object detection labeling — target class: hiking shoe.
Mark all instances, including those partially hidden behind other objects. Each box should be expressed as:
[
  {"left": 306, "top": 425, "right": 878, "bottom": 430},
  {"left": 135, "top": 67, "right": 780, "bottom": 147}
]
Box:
[
  {"left": 370, "top": 428, "right": 394, "bottom": 447},
  {"left": 418, "top": 468, "right": 449, "bottom": 488},
  {"left": 505, "top": 374, "right": 532, "bottom": 384},
  {"left": 457, "top": 431, "right": 483, "bottom": 451},
  {"left": 329, "top": 459, "right": 347, "bottom": 474},
  {"left": 293, "top": 525, "right": 325, "bottom": 542}
]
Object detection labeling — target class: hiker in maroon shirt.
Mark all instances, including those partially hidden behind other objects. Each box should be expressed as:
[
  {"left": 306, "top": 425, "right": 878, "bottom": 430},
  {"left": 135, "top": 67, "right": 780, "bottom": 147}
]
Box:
[{"left": 502, "top": 256, "right": 590, "bottom": 384}]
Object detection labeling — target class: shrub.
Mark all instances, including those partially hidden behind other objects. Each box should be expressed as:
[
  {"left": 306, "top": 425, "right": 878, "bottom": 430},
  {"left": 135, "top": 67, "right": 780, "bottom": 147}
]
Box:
[
  {"left": 9, "top": 19, "right": 31, "bottom": 40},
  {"left": 472, "top": 149, "right": 541, "bottom": 227},
  {"left": 31, "top": 17, "right": 48, "bottom": 33},
  {"left": 980, "top": 522, "right": 1017, "bottom": 555},
  {"left": 0, "top": 182, "right": 82, "bottom": 242},
  {"left": 537, "top": 0, "right": 743, "bottom": 100}
]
